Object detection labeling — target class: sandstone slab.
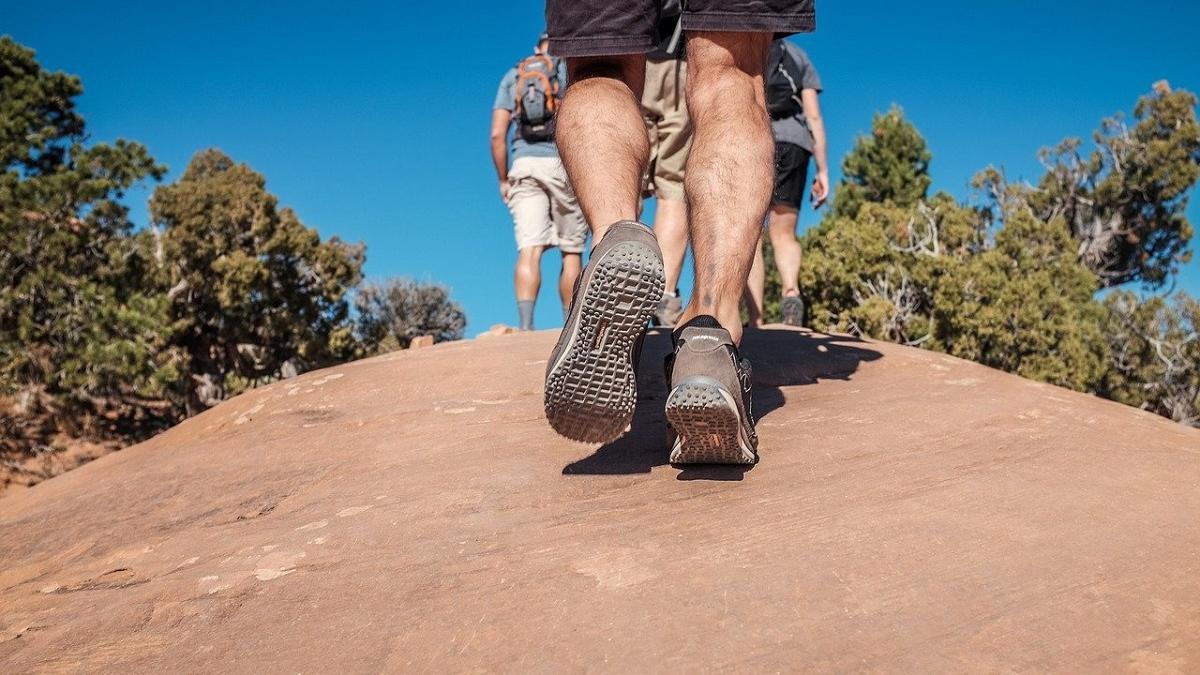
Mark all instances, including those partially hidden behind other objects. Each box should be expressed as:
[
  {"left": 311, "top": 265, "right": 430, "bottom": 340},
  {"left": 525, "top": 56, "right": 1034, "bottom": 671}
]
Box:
[{"left": 1, "top": 327, "right": 1198, "bottom": 672}]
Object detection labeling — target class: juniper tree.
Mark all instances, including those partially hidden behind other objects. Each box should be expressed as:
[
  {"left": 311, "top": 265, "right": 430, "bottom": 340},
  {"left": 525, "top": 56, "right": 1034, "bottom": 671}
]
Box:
[
  {"left": 1099, "top": 291, "right": 1199, "bottom": 426},
  {"left": 149, "top": 150, "right": 364, "bottom": 414},
  {"left": 983, "top": 82, "right": 1200, "bottom": 288},
  {"left": 831, "top": 106, "right": 933, "bottom": 220},
  {"left": 932, "top": 211, "right": 1107, "bottom": 392},
  {"left": 0, "top": 37, "right": 174, "bottom": 420}
]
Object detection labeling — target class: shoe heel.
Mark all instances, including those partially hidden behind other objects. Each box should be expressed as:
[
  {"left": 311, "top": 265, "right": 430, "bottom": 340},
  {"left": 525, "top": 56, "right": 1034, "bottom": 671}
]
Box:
[{"left": 665, "top": 377, "right": 756, "bottom": 465}]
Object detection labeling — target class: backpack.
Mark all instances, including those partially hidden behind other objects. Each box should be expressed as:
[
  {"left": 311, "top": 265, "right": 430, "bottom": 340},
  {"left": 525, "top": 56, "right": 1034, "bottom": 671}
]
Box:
[
  {"left": 514, "top": 54, "right": 561, "bottom": 142},
  {"left": 766, "top": 41, "right": 805, "bottom": 120}
]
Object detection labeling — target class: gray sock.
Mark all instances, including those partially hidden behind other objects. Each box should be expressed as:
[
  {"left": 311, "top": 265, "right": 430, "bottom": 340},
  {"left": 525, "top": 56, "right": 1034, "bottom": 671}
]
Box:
[{"left": 518, "top": 300, "right": 535, "bottom": 331}]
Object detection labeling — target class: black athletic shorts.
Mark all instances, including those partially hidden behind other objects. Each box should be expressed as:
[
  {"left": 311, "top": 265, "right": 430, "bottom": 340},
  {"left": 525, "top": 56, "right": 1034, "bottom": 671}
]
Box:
[
  {"left": 773, "top": 142, "right": 811, "bottom": 209},
  {"left": 546, "top": 0, "right": 816, "bottom": 58}
]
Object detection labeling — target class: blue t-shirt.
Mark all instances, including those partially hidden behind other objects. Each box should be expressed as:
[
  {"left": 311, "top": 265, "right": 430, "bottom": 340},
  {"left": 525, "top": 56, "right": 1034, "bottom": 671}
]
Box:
[{"left": 493, "top": 58, "right": 567, "bottom": 161}]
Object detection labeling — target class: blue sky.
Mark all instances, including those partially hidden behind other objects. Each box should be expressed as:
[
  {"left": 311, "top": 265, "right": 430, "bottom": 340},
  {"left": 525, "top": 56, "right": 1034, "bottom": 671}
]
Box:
[{"left": 5, "top": 0, "right": 1199, "bottom": 334}]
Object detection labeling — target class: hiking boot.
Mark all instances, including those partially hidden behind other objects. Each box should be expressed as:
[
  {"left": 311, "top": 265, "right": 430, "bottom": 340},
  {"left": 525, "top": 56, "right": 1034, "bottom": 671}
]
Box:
[
  {"left": 652, "top": 291, "right": 684, "bottom": 327},
  {"left": 544, "top": 220, "right": 665, "bottom": 443},
  {"left": 664, "top": 316, "right": 758, "bottom": 464},
  {"left": 780, "top": 295, "right": 805, "bottom": 327}
]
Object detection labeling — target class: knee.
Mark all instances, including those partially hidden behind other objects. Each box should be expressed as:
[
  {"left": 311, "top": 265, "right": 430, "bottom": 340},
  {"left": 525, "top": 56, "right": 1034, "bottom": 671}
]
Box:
[
  {"left": 768, "top": 207, "right": 799, "bottom": 238},
  {"left": 518, "top": 246, "right": 544, "bottom": 266},
  {"left": 685, "top": 33, "right": 770, "bottom": 114},
  {"left": 688, "top": 66, "right": 743, "bottom": 113}
]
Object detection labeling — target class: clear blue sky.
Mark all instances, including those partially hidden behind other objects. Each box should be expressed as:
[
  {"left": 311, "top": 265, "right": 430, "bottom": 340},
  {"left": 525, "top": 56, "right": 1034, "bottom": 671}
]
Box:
[{"left": 5, "top": 0, "right": 1199, "bottom": 334}]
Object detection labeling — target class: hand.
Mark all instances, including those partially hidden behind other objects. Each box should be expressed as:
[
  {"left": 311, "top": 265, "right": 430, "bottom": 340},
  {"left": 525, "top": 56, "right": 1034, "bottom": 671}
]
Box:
[
  {"left": 498, "top": 179, "right": 510, "bottom": 202},
  {"left": 810, "top": 170, "right": 829, "bottom": 208}
]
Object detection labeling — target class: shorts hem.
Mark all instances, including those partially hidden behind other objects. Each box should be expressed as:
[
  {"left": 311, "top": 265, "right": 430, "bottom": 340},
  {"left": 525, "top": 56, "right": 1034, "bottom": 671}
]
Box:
[
  {"left": 548, "top": 36, "right": 655, "bottom": 58},
  {"left": 517, "top": 239, "right": 557, "bottom": 251},
  {"left": 682, "top": 12, "right": 816, "bottom": 35}
]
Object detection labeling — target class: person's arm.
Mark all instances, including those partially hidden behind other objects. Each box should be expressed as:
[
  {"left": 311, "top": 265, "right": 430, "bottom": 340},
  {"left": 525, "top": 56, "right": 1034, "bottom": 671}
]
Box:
[
  {"left": 801, "top": 88, "right": 829, "bottom": 208},
  {"left": 490, "top": 108, "right": 512, "bottom": 202}
]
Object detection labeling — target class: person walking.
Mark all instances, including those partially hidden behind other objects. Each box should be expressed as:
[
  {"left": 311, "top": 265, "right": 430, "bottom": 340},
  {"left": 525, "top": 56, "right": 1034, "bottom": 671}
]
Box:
[
  {"left": 542, "top": 0, "right": 816, "bottom": 464},
  {"left": 745, "top": 38, "right": 828, "bottom": 327},
  {"left": 640, "top": 4, "right": 690, "bottom": 328},
  {"left": 490, "top": 34, "right": 587, "bottom": 331}
]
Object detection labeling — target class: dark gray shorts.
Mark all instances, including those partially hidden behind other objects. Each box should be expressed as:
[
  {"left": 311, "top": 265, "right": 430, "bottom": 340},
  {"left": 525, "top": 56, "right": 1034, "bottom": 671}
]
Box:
[
  {"left": 773, "top": 142, "right": 811, "bottom": 209},
  {"left": 546, "top": 0, "right": 816, "bottom": 58}
]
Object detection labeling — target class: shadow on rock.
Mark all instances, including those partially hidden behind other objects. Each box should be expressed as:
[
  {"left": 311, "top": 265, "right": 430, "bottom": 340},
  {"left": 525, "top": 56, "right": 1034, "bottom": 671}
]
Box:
[{"left": 562, "top": 326, "right": 884, "bottom": 479}]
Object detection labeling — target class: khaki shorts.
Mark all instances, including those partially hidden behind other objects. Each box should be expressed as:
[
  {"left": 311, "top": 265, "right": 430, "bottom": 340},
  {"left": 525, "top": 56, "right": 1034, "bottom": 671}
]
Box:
[
  {"left": 641, "top": 58, "right": 691, "bottom": 202},
  {"left": 506, "top": 156, "right": 588, "bottom": 253}
]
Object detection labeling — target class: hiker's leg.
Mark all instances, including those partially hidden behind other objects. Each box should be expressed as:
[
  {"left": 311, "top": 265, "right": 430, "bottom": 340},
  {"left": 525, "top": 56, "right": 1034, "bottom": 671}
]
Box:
[
  {"left": 515, "top": 246, "right": 545, "bottom": 299},
  {"left": 767, "top": 205, "right": 802, "bottom": 296},
  {"left": 559, "top": 251, "right": 582, "bottom": 315},
  {"left": 676, "top": 32, "right": 774, "bottom": 344},
  {"left": 515, "top": 245, "right": 545, "bottom": 330},
  {"left": 744, "top": 235, "right": 765, "bottom": 326},
  {"left": 508, "top": 158, "right": 560, "bottom": 329},
  {"left": 654, "top": 198, "right": 688, "bottom": 292},
  {"left": 647, "top": 58, "right": 692, "bottom": 293},
  {"left": 557, "top": 55, "right": 648, "bottom": 242}
]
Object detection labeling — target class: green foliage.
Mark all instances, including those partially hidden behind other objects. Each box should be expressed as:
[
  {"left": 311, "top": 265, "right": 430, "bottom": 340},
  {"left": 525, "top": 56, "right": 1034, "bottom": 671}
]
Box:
[
  {"left": 800, "top": 195, "right": 982, "bottom": 344},
  {"left": 798, "top": 91, "right": 1200, "bottom": 415},
  {"left": 355, "top": 278, "right": 467, "bottom": 353},
  {"left": 1099, "top": 291, "right": 1199, "bottom": 426},
  {"left": 758, "top": 238, "right": 783, "bottom": 324},
  {"left": 1026, "top": 83, "right": 1200, "bottom": 287},
  {"left": 0, "top": 37, "right": 173, "bottom": 408},
  {"left": 2, "top": 37, "right": 471, "bottom": 473},
  {"left": 932, "top": 212, "right": 1107, "bottom": 391},
  {"left": 832, "top": 106, "right": 932, "bottom": 220},
  {"left": 149, "top": 149, "right": 365, "bottom": 413}
]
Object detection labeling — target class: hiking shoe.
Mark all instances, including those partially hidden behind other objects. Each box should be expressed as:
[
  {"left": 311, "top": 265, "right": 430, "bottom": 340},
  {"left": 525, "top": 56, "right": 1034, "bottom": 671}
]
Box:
[
  {"left": 664, "top": 316, "right": 758, "bottom": 464},
  {"left": 780, "top": 295, "right": 805, "bottom": 327},
  {"left": 544, "top": 220, "right": 665, "bottom": 443},
  {"left": 652, "top": 291, "right": 684, "bottom": 327}
]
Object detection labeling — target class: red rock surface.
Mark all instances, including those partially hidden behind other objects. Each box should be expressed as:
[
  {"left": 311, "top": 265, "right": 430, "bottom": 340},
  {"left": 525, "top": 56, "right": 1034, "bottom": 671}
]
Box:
[{"left": 2, "top": 327, "right": 1198, "bottom": 672}]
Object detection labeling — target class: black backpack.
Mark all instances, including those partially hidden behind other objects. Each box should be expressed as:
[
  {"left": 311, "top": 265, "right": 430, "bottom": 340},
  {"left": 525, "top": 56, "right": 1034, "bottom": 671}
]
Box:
[
  {"left": 514, "top": 54, "right": 561, "bottom": 142},
  {"left": 766, "top": 41, "right": 805, "bottom": 120}
]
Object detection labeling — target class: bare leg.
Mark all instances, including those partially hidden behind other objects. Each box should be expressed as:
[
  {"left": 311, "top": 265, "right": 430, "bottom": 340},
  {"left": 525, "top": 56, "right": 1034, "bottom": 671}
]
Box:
[
  {"left": 559, "top": 251, "right": 582, "bottom": 310},
  {"left": 653, "top": 198, "right": 688, "bottom": 292},
  {"left": 743, "top": 234, "right": 765, "bottom": 327},
  {"left": 514, "top": 245, "right": 545, "bottom": 301},
  {"left": 676, "top": 32, "right": 774, "bottom": 344},
  {"left": 767, "top": 204, "right": 802, "bottom": 296},
  {"left": 556, "top": 56, "right": 648, "bottom": 243}
]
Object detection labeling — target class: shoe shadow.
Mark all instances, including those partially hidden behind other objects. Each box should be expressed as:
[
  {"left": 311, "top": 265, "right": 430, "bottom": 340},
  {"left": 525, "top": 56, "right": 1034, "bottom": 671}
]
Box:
[{"left": 561, "top": 326, "right": 884, "bottom": 480}]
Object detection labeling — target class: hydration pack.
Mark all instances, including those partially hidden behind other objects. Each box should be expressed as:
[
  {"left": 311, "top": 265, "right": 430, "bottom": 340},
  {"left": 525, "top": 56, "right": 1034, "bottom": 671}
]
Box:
[
  {"left": 766, "top": 41, "right": 805, "bottom": 120},
  {"left": 514, "top": 54, "right": 560, "bottom": 142}
]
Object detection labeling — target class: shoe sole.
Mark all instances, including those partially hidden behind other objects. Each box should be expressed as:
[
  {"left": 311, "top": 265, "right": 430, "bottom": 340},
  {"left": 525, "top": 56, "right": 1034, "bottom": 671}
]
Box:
[
  {"left": 665, "top": 376, "right": 757, "bottom": 465},
  {"left": 780, "top": 299, "right": 804, "bottom": 327},
  {"left": 544, "top": 241, "right": 664, "bottom": 443}
]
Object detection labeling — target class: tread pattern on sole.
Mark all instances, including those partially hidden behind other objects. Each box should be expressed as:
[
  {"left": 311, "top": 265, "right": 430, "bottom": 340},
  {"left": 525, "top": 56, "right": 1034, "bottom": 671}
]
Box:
[
  {"left": 665, "top": 379, "right": 757, "bottom": 465},
  {"left": 780, "top": 297, "right": 805, "bottom": 327},
  {"left": 544, "top": 241, "right": 664, "bottom": 443}
]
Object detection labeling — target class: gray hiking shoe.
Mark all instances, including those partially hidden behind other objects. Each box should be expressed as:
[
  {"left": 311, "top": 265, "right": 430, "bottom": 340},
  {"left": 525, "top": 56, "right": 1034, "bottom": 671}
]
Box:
[
  {"left": 544, "top": 221, "right": 665, "bottom": 443},
  {"left": 780, "top": 295, "right": 805, "bottom": 327},
  {"left": 664, "top": 316, "right": 758, "bottom": 464},
  {"left": 652, "top": 291, "right": 683, "bottom": 327}
]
